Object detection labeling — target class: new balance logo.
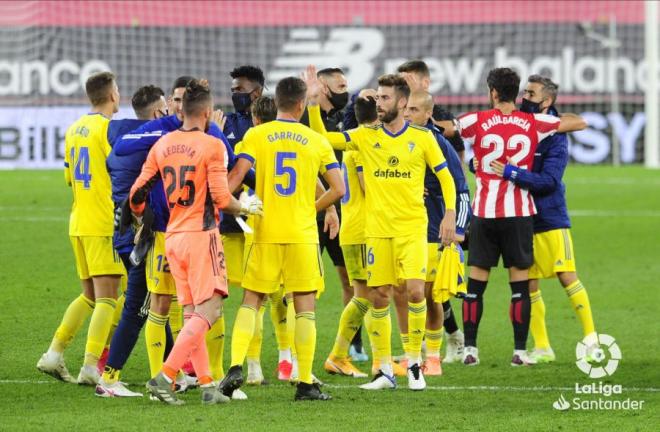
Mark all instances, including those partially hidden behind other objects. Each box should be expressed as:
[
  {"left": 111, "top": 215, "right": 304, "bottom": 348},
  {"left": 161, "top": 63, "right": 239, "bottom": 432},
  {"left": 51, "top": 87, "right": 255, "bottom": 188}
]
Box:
[{"left": 266, "top": 28, "right": 385, "bottom": 92}]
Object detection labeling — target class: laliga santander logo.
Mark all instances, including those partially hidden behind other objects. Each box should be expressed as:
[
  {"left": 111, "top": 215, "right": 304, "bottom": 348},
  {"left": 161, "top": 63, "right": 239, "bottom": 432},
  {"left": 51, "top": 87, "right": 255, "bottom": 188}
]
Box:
[{"left": 576, "top": 333, "right": 620, "bottom": 379}]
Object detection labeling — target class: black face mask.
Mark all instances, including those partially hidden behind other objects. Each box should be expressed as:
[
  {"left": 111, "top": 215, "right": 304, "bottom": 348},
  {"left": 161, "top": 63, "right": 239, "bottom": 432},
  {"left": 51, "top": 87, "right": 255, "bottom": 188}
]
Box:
[
  {"left": 328, "top": 90, "right": 349, "bottom": 111},
  {"left": 520, "top": 98, "right": 543, "bottom": 114},
  {"left": 232, "top": 91, "right": 253, "bottom": 113}
]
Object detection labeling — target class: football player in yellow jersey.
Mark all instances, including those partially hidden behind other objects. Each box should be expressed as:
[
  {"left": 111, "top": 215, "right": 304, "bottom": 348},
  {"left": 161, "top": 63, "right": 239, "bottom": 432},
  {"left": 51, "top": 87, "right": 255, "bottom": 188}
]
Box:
[
  {"left": 38, "top": 72, "right": 125, "bottom": 385},
  {"left": 219, "top": 76, "right": 344, "bottom": 401},
  {"left": 324, "top": 94, "right": 377, "bottom": 378},
  {"left": 235, "top": 96, "right": 295, "bottom": 386},
  {"left": 305, "top": 67, "right": 456, "bottom": 391}
]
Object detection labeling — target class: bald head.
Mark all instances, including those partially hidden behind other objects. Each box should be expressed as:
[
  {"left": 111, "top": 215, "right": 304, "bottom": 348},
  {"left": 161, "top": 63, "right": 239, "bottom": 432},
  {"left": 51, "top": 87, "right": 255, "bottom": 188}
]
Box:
[{"left": 404, "top": 91, "right": 434, "bottom": 126}]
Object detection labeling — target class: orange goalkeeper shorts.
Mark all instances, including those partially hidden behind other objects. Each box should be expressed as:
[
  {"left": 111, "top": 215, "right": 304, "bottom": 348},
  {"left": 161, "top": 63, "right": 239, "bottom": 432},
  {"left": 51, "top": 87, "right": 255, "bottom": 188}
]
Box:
[{"left": 165, "top": 230, "right": 228, "bottom": 306}]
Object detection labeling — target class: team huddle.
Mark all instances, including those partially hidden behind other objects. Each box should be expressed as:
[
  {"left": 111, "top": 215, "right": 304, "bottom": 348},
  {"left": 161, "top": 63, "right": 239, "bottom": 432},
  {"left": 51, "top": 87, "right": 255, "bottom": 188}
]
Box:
[{"left": 36, "top": 59, "right": 602, "bottom": 404}]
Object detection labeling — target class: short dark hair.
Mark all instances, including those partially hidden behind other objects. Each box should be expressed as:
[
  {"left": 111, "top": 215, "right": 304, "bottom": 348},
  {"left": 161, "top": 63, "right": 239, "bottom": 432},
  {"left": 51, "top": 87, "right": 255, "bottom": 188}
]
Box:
[
  {"left": 131, "top": 85, "right": 165, "bottom": 119},
  {"left": 397, "top": 60, "right": 430, "bottom": 78},
  {"left": 182, "top": 79, "right": 212, "bottom": 117},
  {"left": 355, "top": 96, "right": 377, "bottom": 125},
  {"left": 527, "top": 74, "right": 559, "bottom": 105},
  {"left": 275, "top": 77, "right": 307, "bottom": 112},
  {"left": 487, "top": 68, "right": 520, "bottom": 103},
  {"left": 317, "top": 67, "right": 345, "bottom": 78},
  {"left": 85, "top": 71, "right": 115, "bottom": 106},
  {"left": 377, "top": 74, "right": 410, "bottom": 99},
  {"left": 171, "top": 75, "right": 195, "bottom": 95},
  {"left": 251, "top": 96, "right": 277, "bottom": 123},
  {"left": 230, "top": 65, "right": 265, "bottom": 87}
]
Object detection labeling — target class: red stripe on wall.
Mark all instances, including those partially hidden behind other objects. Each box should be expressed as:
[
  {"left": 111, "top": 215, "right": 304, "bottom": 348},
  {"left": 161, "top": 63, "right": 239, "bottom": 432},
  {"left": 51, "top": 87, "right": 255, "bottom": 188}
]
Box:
[{"left": 1, "top": 1, "right": 645, "bottom": 27}]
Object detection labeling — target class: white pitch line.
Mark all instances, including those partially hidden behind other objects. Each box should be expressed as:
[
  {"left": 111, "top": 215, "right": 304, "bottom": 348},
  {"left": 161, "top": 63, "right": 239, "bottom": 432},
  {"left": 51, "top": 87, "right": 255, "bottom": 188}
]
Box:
[
  {"left": 0, "top": 216, "right": 67, "bottom": 222},
  {"left": 569, "top": 210, "right": 660, "bottom": 217},
  {"left": 567, "top": 177, "right": 660, "bottom": 186},
  {"left": 1, "top": 380, "right": 657, "bottom": 393}
]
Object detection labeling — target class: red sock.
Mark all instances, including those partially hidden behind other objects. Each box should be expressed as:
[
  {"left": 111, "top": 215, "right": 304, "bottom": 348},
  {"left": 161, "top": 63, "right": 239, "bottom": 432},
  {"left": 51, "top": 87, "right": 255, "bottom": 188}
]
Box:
[
  {"left": 190, "top": 333, "right": 212, "bottom": 384},
  {"left": 163, "top": 314, "right": 210, "bottom": 377}
]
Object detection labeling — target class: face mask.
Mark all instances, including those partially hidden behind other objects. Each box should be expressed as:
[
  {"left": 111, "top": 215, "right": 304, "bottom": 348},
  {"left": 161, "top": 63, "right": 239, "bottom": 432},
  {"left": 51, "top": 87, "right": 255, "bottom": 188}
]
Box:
[
  {"left": 328, "top": 90, "right": 349, "bottom": 111},
  {"left": 520, "top": 98, "right": 543, "bottom": 114},
  {"left": 232, "top": 91, "right": 253, "bottom": 113}
]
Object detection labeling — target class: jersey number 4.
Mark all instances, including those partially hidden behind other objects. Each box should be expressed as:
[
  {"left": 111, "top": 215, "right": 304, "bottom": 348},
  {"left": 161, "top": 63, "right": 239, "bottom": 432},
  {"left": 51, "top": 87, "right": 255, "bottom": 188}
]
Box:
[
  {"left": 480, "top": 133, "right": 531, "bottom": 173},
  {"left": 164, "top": 165, "right": 196, "bottom": 208},
  {"left": 70, "top": 146, "right": 92, "bottom": 189},
  {"left": 274, "top": 152, "right": 297, "bottom": 196}
]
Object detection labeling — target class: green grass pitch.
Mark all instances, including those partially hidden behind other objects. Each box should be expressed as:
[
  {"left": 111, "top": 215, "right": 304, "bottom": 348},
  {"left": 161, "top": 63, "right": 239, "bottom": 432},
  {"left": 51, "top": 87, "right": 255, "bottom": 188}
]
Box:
[{"left": 0, "top": 166, "right": 658, "bottom": 431}]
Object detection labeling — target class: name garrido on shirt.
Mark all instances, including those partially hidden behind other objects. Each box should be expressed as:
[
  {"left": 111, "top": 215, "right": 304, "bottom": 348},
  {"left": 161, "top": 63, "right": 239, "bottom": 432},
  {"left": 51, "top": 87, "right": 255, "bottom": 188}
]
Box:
[
  {"left": 481, "top": 115, "right": 530, "bottom": 132},
  {"left": 268, "top": 131, "right": 309, "bottom": 145}
]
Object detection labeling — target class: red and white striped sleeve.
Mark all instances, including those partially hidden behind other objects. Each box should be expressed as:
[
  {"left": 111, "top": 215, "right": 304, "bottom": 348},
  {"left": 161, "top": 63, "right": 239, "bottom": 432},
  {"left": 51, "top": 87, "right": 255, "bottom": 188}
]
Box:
[
  {"left": 457, "top": 112, "right": 479, "bottom": 146},
  {"left": 533, "top": 113, "right": 560, "bottom": 142}
]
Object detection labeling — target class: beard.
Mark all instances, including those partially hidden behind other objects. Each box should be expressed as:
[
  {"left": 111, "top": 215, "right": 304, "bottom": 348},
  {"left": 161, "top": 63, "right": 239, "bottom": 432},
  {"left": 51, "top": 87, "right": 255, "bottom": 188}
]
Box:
[{"left": 378, "top": 106, "right": 399, "bottom": 124}]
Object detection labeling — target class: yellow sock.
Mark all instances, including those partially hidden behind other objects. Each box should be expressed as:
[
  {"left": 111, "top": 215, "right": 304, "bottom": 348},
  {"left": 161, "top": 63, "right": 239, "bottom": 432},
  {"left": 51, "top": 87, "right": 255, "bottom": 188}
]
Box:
[
  {"left": 400, "top": 333, "right": 410, "bottom": 356},
  {"left": 530, "top": 290, "right": 550, "bottom": 349},
  {"left": 247, "top": 305, "right": 265, "bottom": 361},
  {"left": 84, "top": 297, "right": 117, "bottom": 366},
  {"left": 425, "top": 327, "right": 444, "bottom": 357},
  {"left": 565, "top": 280, "right": 595, "bottom": 337},
  {"left": 101, "top": 366, "right": 121, "bottom": 384},
  {"left": 407, "top": 300, "right": 427, "bottom": 361},
  {"left": 363, "top": 308, "right": 376, "bottom": 361},
  {"left": 230, "top": 305, "right": 257, "bottom": 366},
  {"left": 105, "top": 294, "right": 125, "bottom": 348},
  {"left": 270, "top": 288, "right": 289, "bottom": 351},
  {"left": 169, "top": 296, "right": 183, "bottom": 340},
  {"left": 50, "top": 294, "right": 95, "bottom": 353},
  {"left": 330, "top": 297, "right": 370, "bottom": 358},
  {"left": 286, "top": 298, "right": 297, "bottom": 356},
  {"left": 370, "top": 307, "right": 392, "bottom": 371},
  {"left": 206, "top": 313, "right": 225, "bottom": 380},
  {"left": 145, "top": 310, "right": 168, "bottom": 377},
  {"left": 294, "top": 311, "right": 316, "bottom": 384}
]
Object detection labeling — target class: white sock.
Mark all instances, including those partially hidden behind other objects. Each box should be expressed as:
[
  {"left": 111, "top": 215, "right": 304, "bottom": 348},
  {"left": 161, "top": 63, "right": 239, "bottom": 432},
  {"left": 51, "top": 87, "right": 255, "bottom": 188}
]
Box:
[
  {"left": 379, "top": 361, "right": 393, "bottom": 377},
  {"left": 46, "top": 349, "right": 62, "bottom": 361},
  {"left": 278, "top": 349, "right": 292, "bottom": 363},
  {"left": 407, "top": 355, "right": 422, "bottom": 367}
]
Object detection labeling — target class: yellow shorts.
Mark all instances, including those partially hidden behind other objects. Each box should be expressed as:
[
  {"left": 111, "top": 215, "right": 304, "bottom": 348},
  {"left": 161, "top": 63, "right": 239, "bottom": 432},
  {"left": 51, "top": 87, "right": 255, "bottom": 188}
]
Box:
[
  {"left": 341, "top": 244, "right": 367, "bottom": 283},
  {"left": 222, "top": 232, "right": 245, "bottom": 285},
  {"left": 426, "top": 243, "right": 440, "bottom": 283},
  {"left": 145, "top": 231, "right": 177, "bottom": 295},
  {"left": 529, "top": 228, "right": 577, "bottom": 279},
  {"left": 70, "top": 236, "right": 125, "bottom": 279},
  {"left": 242, "top": 243, "right": 324, "bottom": 295},
  {"left": 366, "top": 235, "right": 427, "bottom": 287}
]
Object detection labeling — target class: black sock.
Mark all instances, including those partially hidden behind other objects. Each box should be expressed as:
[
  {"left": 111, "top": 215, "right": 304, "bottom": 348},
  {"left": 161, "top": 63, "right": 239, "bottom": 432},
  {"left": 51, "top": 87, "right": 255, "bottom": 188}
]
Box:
[
  {"left": 509, "top": 280, "right": 531, "bottom": 351},
  {"left": 462, "top": 278, "right": 487, "bottom": 347},
  {"left": 350, "top": 325, "right": 363, "bottom": 351},
  {"left": 442, "top": 301, "right": 459, "bottom": 334}
]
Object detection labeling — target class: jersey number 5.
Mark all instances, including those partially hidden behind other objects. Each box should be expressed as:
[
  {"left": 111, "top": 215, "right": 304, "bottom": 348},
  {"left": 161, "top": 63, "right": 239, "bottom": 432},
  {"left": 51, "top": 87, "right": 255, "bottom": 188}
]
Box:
[
  {"left": 164, "top": 165, "right": 196, "bottom": 208},
  {"left": 479, "top": 133, "right": 531, "bottom": 173},
  {"left": 274, "top": 152, "right": 297, "bottom": 196}
]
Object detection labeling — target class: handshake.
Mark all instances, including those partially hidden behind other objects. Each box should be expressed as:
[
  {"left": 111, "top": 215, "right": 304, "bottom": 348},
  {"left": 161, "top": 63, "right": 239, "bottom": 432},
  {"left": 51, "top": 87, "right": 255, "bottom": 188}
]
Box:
[{"left": 238, "top": 192, "right": 264, "bottom": 216}]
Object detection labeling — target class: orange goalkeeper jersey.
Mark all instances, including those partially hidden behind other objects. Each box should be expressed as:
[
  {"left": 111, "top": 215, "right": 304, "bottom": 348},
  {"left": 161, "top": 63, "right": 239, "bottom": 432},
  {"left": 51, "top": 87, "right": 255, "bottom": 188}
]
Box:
[{"left": 130, "top": 129, "right": 232, "bottom": 233}]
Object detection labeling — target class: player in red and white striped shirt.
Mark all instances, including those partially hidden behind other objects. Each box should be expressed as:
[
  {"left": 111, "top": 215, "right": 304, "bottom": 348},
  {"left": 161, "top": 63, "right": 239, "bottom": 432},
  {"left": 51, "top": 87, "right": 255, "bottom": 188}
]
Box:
[{"left": 454, "top": 68, "right": 586, "bottom": 367}]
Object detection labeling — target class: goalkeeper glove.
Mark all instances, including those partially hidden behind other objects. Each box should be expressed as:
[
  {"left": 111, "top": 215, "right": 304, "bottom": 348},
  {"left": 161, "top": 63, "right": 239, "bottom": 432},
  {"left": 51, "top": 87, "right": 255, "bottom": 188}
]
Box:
[{"left": 238, "top": 192, "right": 264, "bottom": 216}]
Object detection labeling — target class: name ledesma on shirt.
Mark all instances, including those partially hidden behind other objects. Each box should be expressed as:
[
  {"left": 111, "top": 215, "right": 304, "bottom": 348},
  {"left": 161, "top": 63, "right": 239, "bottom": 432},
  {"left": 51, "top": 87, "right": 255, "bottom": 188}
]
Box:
[
  {"left": 162, "top": 144, "right": 197, "bottom": 159},
  {"left": 481, "top": 115, "right": 530, "bottom": 132}
]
